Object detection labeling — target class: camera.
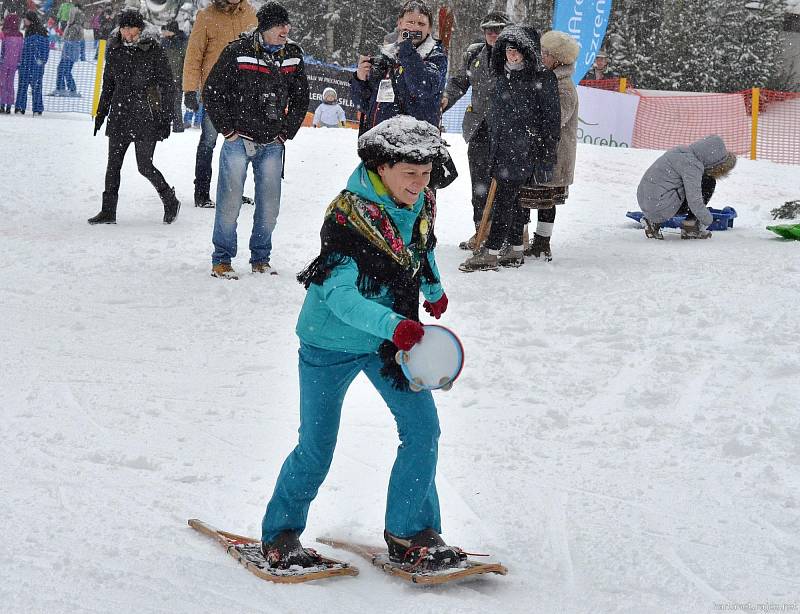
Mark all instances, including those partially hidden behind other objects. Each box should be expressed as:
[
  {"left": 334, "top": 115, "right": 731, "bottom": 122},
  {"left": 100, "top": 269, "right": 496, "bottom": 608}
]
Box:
[
  {"left": 401, "top": 30, "right": 423, "bottom": 40},
  {"left": 261, "top": 91, "right": 280, "bottom": 121}
]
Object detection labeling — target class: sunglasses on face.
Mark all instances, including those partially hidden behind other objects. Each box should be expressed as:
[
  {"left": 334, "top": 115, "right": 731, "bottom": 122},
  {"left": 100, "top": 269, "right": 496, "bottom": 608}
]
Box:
[{"left": 483, "top": 27, "right": 503, "bottom": 35}]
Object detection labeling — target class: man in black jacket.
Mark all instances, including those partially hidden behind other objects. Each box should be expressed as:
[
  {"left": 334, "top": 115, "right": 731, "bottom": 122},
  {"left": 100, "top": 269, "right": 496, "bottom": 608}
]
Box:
[
  {"left": 441, "top": 10, "right": 510, "bottom": 250},
  {"left": 203, "top": 1, "right": 309, "bottom": 279},
  {"left": 89, "top": 9, "right": 181, "bottom": 225}
]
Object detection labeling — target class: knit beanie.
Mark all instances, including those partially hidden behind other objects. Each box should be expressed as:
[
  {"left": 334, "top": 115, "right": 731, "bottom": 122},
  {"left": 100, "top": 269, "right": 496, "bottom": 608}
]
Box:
[
  {"left": 118, "top": 9, "right": 145, "bottom": 30},
  {"left": 256, "top": 2, "right": 290, "bottom": 32}
]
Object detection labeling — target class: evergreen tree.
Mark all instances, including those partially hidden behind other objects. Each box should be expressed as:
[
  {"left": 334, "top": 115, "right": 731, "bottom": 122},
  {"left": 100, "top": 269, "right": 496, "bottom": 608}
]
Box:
[
  {"left": 714, "top": 0, "right": 786, "bottom": 91},
  {"left": 605, "top": 0, "right": 786, "bottom": 91}
]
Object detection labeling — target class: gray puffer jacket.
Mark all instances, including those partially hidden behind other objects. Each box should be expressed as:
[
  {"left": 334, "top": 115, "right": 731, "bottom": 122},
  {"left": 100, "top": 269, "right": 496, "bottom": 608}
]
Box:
[{"left": 637, "top": 135, "right": 730, "bottom": 228}]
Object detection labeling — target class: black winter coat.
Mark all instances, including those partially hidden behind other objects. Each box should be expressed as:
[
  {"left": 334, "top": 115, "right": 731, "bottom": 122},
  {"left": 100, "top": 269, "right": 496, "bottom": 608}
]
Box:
[
  {"left": 487, "top": 25, "right": 560, "bottom": 184},
  {"left": 203, "top": 33, "right": 309, "bottom": 144},
  {"left": 96, "top": 32, "right": 175, "bottom": 142}
]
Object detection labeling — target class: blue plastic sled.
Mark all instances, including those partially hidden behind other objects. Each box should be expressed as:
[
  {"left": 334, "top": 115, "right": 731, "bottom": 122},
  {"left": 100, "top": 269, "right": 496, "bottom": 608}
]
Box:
[{"left": 626, "top": 207, "right": 737, "bottom": 231}]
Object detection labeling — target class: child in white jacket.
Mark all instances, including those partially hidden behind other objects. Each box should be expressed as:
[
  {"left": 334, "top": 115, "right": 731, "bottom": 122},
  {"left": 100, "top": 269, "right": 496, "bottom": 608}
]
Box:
[{"left": 312, "top": 87, "right": 346, "bottom": 128}]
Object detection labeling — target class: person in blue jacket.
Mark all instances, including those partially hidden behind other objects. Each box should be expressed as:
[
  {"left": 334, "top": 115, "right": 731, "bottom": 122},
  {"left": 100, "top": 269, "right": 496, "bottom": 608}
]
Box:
[
  {"left": 351, "top": 0, "right": 447, "bottom": 136},
  {"left": 15, "top": 11, "right": 50, "bottom": 115},
  {"left": 260, "top": 116, "right": 464, "bottom": 573}
]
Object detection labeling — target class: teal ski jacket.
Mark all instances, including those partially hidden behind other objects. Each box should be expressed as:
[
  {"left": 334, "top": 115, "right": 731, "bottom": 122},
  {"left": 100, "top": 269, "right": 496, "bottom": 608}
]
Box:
[{"left": 296, "top": 164, "right": 444, "bottom": 353}]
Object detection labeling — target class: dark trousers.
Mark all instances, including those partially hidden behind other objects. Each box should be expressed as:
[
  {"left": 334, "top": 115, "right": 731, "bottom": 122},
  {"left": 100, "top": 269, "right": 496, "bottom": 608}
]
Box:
[
  {"left": 104, "top": 137, "right": 169, "bottom": 208},
  {"left": 677, "top": 174, "right": 716, "bottom": 217},
  {"left": 486, "top": 178, "right": 526, "bottom": 251},
  {"left": 15, "top": 68, "right": 44, "bottom": 113},
  {"left": 535, "top": 206, "right": 557, "bottom": 224},
  {"left": 467, "top": 122, "right": 493, "bottom": 226},
  {"left": 194, "top": 110, "right": 218, "bottom": 199},
  {"left": 171, "top": 83, "right": 183, "bottom": 128}
]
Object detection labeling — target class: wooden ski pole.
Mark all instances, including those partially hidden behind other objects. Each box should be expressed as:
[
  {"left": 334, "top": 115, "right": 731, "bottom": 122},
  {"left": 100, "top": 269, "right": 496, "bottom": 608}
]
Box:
[{"left": 473, "top": 178, "right": 497, "bottom": 252}]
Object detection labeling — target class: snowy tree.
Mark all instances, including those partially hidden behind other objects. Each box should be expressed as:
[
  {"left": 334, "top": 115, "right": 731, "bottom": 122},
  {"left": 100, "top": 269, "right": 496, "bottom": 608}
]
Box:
[
  {"left": 714, "top": 0, "right": 787, "bottom": 90},
  {"left": 606, "top": 0, "right": 787, "bottom": 91}
]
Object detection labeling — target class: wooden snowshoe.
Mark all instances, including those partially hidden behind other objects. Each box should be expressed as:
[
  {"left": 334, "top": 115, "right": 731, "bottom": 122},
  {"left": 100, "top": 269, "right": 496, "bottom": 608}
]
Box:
[
  {"left": 316, "top": 536, "right": 507, "bottom": 585},
  {"left": 188, "top": 519, "right": 358, "bottom": 584}
]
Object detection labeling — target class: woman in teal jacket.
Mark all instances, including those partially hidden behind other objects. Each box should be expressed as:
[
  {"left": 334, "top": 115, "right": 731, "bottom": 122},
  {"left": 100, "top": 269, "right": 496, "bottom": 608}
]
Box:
[{"left": 260, "top": 116, "right": 463, "bottom": 572}]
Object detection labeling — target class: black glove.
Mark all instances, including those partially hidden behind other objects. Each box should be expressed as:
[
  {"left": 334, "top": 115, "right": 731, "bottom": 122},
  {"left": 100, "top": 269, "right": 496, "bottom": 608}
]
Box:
[
  {"left": 183, "top": 91, "right": 199, "bottom": 112},
  {"left": 275, "top": 132, "right": 288, "bottom": 145},
  {"left": 532, "top": 163, "right": 554, "bottom": 185},
  {"left": 93, "top": 116, "right": 104, "bottom": 136}
]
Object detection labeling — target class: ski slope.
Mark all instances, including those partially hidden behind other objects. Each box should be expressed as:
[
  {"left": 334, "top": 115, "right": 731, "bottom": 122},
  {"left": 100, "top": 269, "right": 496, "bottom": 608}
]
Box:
[{"left": 1, "top": 115, "right": 798, "bottom": 614}]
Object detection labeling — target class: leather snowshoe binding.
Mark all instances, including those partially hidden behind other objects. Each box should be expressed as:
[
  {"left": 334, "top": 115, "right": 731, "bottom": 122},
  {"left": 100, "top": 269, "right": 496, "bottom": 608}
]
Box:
[
  {"left": 384, "top": 528, "right": 467, "bottom": 572},
  {"left": 261, "top": 530, "right": 325, "bottom": 569}
]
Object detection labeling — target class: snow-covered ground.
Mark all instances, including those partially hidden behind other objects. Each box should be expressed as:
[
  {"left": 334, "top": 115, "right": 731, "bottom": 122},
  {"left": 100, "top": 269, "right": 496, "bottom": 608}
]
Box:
[{"left": 1, "top": 115, "right": 799, "bottom": 614}]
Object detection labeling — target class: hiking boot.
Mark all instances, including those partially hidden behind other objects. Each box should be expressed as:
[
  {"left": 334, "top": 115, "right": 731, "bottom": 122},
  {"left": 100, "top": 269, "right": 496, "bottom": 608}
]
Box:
[
  {"left": 159, "top": 186, "right": 181, "bottom": 224},
  {"left": 499, "top": 245, "right": 525, "bottom": 268},
  {"left": 459, "top": 248, "right": 499, "bottom": 272},
  {"left": 680, "top": 219, "right": 712, "bottom": 240},
  {"left": 211, "top": 263, "right": 238, "bottom": 279},
  {"left": 261, "top": 531, "right": 324, "bottom": 570},
  {"left": 384, "top": 528, "right": 466, "bottom": 571},
  {"left": 252, "top": 262, "right": 277, "bottom": 275},
  {"left": 194, "top": 195, "right": 215, "bottom": 208},
  {"left": 528, "top": 234, "right": 552, "bottom": 261},
  {"left": 643, "top": 217, "right": 664, "bottom": 240}
]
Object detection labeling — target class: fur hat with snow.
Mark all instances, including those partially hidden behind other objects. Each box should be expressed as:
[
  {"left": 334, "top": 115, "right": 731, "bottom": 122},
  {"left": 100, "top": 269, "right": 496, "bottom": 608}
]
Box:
[
  {"left": 540, "top": 31, "right": 580, "bottom": 66},
  {"left": 358, "top": 116, "right": 447, "bottom": 171}
]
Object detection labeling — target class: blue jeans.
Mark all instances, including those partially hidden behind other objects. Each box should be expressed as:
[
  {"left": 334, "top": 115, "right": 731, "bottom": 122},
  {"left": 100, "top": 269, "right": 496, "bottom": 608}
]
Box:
[
  {"left": 261, "top": 343, "right": 441, "bottom": 543},
  {"left": 56, "top": 57, "right": 76, "bottom": 92},
  {"left": 194, "top": 107, "right": 216, "bottom": 199},
  {"left": 211, "top": 138, "right": 284, "bottom": 266},
  {"left": 183, "top": 105, "right": 204, "bottom": 127}
]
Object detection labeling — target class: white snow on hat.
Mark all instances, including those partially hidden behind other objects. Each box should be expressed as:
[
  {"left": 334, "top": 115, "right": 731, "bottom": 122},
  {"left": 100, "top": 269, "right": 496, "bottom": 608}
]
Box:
[{"left": 358, "top": 116, "right": 447, "bottom": 165}]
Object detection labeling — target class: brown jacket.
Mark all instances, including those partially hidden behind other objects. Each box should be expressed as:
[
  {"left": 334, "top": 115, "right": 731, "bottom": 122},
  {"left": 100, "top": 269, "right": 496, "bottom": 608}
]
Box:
[
  {"left": 545, "top": 62, "right": 579, "bottom": 187},
  {"left": 182, "top": 1, "right": 257, "bottom": 93}
]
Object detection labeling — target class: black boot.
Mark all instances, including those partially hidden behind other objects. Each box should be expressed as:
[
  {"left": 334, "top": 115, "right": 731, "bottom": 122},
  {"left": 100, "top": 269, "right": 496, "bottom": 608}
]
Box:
[
  {"left": 159, "top": 186, "right": 181, "bottom": 224},
  {"left": 88, "top": 192, "right": 117, "bottom": 224},
  {"left": 529, "top": 233, "right": 552, "bottom": 261},
  {"left": 384, "top": 528, "right": 466, "bottom": 571},
  {"left": 261, "top": 531, "right": 324, "bottom": 569},
  {"left": 194, "top": 193, "right": 215, "bottom": 208}
]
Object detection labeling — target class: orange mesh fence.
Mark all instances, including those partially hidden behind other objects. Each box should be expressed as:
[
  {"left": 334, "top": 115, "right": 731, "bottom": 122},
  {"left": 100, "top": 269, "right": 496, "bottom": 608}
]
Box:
[
  {"left": 629, "top": 88, "right": 800, "bottom": 166},
  {"left": 754, "top": 90, "right": 800, "bottom": 166},
  {"left": 579, "top": 78, "right": 623, "bottom": 92}
]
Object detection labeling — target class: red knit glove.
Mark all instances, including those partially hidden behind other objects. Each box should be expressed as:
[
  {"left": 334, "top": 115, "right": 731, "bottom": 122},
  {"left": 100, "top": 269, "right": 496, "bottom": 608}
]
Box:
[
  {"left": 392, "top": 320, "right": 424, "bottom": 351},
  {"left": 423, "top": 293, "right": 448, "bottom": 319}
]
